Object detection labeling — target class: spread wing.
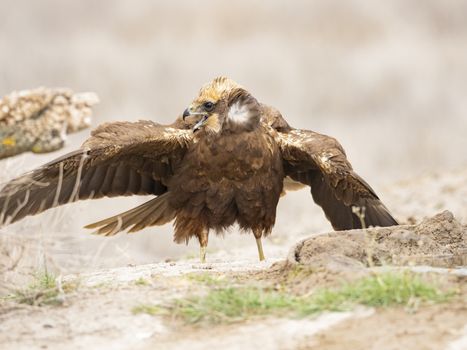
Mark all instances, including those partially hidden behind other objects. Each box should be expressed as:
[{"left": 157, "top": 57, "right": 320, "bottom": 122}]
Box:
[
  {"left": 0, "top": 120, "right": 192, "bottom": 226},
  {"left": 276, "top": 128, "right": 398, "bottom": 230}
]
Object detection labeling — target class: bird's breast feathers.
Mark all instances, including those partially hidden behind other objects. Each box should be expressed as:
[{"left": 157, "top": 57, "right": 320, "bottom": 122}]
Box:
[{"left": 186, "top": 129, "right": 280, "bottom": 181}]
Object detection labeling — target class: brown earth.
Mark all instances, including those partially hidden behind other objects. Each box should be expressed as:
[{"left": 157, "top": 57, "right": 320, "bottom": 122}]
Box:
[
  {"left": 299, "top": 301, "right": 467, "bottom": 350},
  {"left": 290, "top": 210, "right": 466, "bottom": 270},
  {"left": 0, "top": 209, "right": 466, "bottom": 350}
]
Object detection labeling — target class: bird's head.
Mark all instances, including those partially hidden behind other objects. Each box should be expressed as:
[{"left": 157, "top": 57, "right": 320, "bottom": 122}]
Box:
[{"left": 182, "top": 77, "right": 260, "bottom": 134}]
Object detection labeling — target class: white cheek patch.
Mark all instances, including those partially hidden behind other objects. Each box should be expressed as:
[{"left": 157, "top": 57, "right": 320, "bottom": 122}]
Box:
[{"left": 227, "top": 101, "right": 250, "bottom": 124}]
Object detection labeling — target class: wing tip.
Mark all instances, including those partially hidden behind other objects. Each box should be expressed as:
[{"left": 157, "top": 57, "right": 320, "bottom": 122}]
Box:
[{"left": 356, "top": 202, "right": 398, "bottom": 229}]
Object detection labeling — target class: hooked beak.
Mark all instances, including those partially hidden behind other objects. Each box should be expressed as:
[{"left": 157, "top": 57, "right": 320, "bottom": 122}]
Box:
[
  {"left": 192, "top": 115, "right": 209, "bottom": 132},
  {"left": 182, "top": 107, "right": 209, "bottom": 132},
  {"left": 182, "top": 108, "right": 190, "bottom": 120}
]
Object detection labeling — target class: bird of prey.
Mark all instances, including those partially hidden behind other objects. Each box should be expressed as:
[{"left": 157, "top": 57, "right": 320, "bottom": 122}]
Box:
[{"left": 0, "top": 77, "right": 397, "bottom": 262}]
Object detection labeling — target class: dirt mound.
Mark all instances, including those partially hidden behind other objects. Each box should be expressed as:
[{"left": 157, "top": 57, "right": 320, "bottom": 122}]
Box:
[{"left": 288, "top": 211, "right": 466, "bottom": 271}]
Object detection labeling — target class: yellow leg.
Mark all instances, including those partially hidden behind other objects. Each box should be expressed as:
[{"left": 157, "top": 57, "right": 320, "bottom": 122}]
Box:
[
  {"left": 200, "top": 246, "right": 207, "bottom": 263},
  {"left": 197, "top": 228, "right": 209, "bottom": 263},
  {"left": 255, "top": 237, "right": 265, "bottom": 261}
]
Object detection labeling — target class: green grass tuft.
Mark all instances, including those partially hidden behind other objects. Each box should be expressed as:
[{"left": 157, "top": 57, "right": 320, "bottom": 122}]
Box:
[
  {"left": 132, "top": 304, "right": 167, "bottom": 316},
  {"left": 134, "top": 277, "right": 150, "bottom": 286},
  {"left": 299, "top": 271, "right": 451, "bottom": 315},
  {"left": 331, "top": 271, "right": 450, "bottom": 307},
  {"left": 7, "top": 271, "right": 77, "bottom": 306},
  {"left": 172, "top": 287, "right": 296, "bottom": 324},
  {"left": 185, "top": 273, "right": 226, "bottom": 286},
  {"left": 133, "top": 271, "right": 453, "bottom": 324}
]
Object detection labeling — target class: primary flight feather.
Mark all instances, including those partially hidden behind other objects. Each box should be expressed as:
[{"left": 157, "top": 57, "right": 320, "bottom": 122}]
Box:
[{"left": 0, "top": 77, "right": 398, "bottom": 262}]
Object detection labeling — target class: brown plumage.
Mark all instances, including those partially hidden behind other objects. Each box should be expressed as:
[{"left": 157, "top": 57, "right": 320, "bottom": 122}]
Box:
[{"left": 0, "top": 77, "right": 398, "bottom": 262}]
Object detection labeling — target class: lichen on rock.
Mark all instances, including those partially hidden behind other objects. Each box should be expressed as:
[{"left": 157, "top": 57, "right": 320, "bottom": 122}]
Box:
[{"left": 0, "top": 87, "right": 99, "bottom": 159}]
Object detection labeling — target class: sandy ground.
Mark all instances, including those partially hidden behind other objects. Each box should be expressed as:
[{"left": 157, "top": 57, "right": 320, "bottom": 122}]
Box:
[
  {"left": 0, "top": 167, "right": 466, "bottom": 350},
  {"left": 0, "top": 255, "right": 465, "bottom": 350},
  {"left": 1, "top": 0, "right": 467, "bottom": 280},
  {"left": 301, "top": 303, "right": 467, "bottom": 350},
  {"left": 291, "top": 210, "right": 466, "bottom": 270}
]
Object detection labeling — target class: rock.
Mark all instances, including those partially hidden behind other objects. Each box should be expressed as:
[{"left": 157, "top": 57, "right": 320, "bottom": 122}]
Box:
[
  {"left": 289, "top": 211, "right": 467, "bottom": 269},
  {"left": 0, "top": 87, "right": 99, "bottom": 159}
]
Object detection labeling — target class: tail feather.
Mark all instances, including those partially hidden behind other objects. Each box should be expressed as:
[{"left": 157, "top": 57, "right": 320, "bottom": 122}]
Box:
[{"left": 85, "top": 192, "right": 176, "bottom": 236}]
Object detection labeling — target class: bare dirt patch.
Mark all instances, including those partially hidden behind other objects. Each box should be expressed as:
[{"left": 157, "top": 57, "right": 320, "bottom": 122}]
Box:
[
  {"left": 0, "top": 198, "right": 466, "bottom": 349},
  {"left": 289, "top": 210, "right": 466, "bottom": 271},
  {"left": 299, "top": 300, "right": 467, "bottom": 350},
  {"left": 0, "top": 211, "right": 466, "bottom": 349},
  {"left": 251, "top": 210, "right": 466, "bottom": 298}
]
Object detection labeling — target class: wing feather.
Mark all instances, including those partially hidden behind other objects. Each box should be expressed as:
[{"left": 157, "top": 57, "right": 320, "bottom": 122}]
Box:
[
  {"left": 276, "top": 128, "right": 398, "bottom": 230},
  {"left": 0, "top": 120, "right": 192, "bottom": 225}
]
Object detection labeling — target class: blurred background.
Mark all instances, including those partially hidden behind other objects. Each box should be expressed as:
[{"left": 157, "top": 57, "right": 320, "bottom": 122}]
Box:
[{"left": 1, "top": 0, "right": 466, "bottom": 279}]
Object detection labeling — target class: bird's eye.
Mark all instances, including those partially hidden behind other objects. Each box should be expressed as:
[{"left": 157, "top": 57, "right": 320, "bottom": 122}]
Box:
[{"left": 203, "top": 101, "right": 214, "bottom": 111}]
